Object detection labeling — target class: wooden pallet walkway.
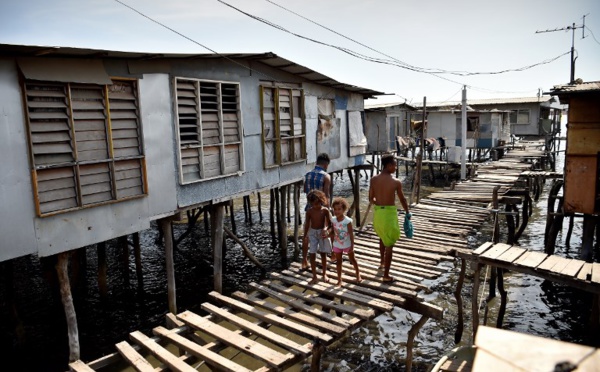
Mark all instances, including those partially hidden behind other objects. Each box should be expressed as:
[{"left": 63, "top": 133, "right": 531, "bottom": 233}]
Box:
[{"left": 69, "top": 150, "right": 547, "bottom": 372}]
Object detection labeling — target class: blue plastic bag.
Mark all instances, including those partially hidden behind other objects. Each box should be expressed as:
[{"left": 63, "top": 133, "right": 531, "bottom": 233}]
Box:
[{"left": 403, "top": 212, "right": 414, "bottom": 238}]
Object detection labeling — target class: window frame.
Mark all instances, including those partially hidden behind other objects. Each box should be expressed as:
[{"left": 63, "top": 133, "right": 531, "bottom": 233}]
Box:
[
  {"left": 509, "top": 109, "right": 530, "bottom": 125},
  {"left": 260, "top": 84, "right": 306, "bottom": 169},
  {"left": 174, "top": 77, "right": 245, "bottom": 185},
  {"left": 22, "top": 77, "right": 148, "bottom": 217}
]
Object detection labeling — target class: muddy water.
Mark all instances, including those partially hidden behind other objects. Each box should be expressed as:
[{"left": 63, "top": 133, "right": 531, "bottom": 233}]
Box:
[{"left": 1, "top": 144, "right": 596, "bottom": 372}]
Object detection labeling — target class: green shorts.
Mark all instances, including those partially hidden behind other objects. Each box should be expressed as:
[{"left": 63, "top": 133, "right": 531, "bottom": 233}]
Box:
[{"left": 373, "top": 205, "right": 400, "bottom": 247}]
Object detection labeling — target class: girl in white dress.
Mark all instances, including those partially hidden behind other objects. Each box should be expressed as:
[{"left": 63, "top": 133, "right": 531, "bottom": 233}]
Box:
[{"left": 330, "top": 197, "right": 362, "bottom": 287}]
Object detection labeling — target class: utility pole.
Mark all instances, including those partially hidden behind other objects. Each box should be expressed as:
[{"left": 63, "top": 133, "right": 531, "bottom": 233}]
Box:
[
  {"left": 536, "top": 15, "right": 587, "bottom": 83},
  {"left": 461, "top": 86, "right": 467, "bottom": 180}
]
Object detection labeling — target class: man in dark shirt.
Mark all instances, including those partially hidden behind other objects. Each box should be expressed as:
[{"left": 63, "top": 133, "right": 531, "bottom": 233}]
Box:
[{"left": 304, "top": 153, "right": 331, "bottom": 205}]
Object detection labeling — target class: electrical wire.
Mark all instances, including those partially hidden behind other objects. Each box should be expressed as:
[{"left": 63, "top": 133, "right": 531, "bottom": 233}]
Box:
[
  {"left": 264, "top": 0, "right": 571, "bottom": 77},
  {"left": 585, "top": 25, "right": 600, "bottom": 46},
  {"left": 113, "top": 0, "right": 305, "bottom": 91}
]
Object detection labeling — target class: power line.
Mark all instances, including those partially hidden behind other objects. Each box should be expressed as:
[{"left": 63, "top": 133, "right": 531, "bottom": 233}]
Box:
[
  {"left": 113, "top": 0, "right": 303, "bottom": 91},
  {"left": 264, "top": 0, "right": 570, "bottom": 77},
  {"left": 585, "top": 25, "right": 600, "bottom": 46}
]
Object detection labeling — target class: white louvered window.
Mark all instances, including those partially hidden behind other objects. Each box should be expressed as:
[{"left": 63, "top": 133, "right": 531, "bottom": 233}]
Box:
[
  {"left": 23, "top": 79, "right": 147, "bottom": 216},
  {"left": 175, "top": 78, "right": 244, "bottom": 184},
  {"left": 260, "top": 85, "right": 306, "bottom": 168}
]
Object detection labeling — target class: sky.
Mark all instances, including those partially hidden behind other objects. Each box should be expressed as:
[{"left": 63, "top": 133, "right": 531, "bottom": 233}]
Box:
[{"left": 1, "top": 0, "right": 599, "bottom": 105}]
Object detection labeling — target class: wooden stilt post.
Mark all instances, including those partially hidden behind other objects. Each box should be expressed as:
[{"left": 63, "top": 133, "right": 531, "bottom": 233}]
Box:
[
  {"left": 243, "top": 195, "right": 249, "bottom": 222},
  {"left": 229, "top": 200, "right": 237, "bottom": 235},
  {"left": 279, "top": 185, "right": 288, "bottom": 261},
  {"left": 246, "top": 196, "right": 253, "bottom": 224},
  {"left": 294, "top": 183, "right": 300, "bottom": 255},
  {"left": 565, "top": 214, "right": 575, "bottom": 247},
  {"left": 133, "top": 232, "right": 143, "bottom": 287},
  {"left": 496, "top": 268, "right": 507, "bottom": 328},
  {"left": 3, "top": 260, "right": 25, "bottom": 347},
  {"left": 310, "top": 339, "right": 324, "bottom": 372},
  {"left": 56, "top": 252, "right": 80, "bottom": 362},
  {"left": 454, "top": 258, "right": 466, "bottom": 344},
  {"left": 211, "top": 203, "right": 225, "bottom": 293},
  {"left": 406, "top": 315, "right": 429, "bottom": 371},
  {"left": 347, "top": 169, "right": 355, "bottom": 217},
  {"left": 257, "top": 192, "right": 263, "bottom": 222},
  {"left": 472, "top": 263, "right": 483, "bottom": 341},
  {"left": 354, "top": 167, "right": 361, "bottom": 228},
  {"left": 270, "top": 188, "right": 276, "bottom": 241},
  {"left": 119, "top": 235, "right": 129, "bottom": 283},
  {"left": 582, "top": 215, "right": 595, "bottom": 261},
  {"left": 287, "top": 186, "right": 291, "bottom": 224},
  {"left": 204, "top": 208, "right": 209, "bottom": 234},
  {"left": 97, "top": 242, "right": 108, "bottom": 297},
  {"left": 506, "top": 204, "right": 516, "bottom": 245},
  {"left": 160, "top": 218, "right": 177, "bottom": 314}
]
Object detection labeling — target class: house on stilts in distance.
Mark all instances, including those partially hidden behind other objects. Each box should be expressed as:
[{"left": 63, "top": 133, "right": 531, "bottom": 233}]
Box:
[
  {"left": 546, "top": 80, "right": 600, "bottom": 260},
  {"left": 0, "top": 43, "right": 383, "bottom": 364}
]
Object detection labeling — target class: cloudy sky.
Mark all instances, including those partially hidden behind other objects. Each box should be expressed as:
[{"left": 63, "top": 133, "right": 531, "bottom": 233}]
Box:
[{"left": 1, "top": 0, "right": 598, "bottom": 104}]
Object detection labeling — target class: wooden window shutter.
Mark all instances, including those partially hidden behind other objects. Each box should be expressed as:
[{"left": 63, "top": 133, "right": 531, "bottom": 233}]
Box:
[
  {"left": 221, "top": 83, "right": 242, "bottom": 175},
  {"left": 176, "top": 79, "right": 202, "bottom": 183},
  {"left": 24, "top": 82, "right": 78, "bottom": 214},
  {"left": 261, "top": 86, "right": 278, "bottom": 168},
  {"left": 175, "top": 78, "right": 243, "bottom": 183}
]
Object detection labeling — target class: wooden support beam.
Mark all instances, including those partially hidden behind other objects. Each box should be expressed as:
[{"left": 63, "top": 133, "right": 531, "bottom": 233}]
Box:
[
  {"left": 406, "top": 315, "right": 429, "bottom": 372},
  {"left": 211, "top": 203, "right": 225, "bottom": 294},
  {"left": 160, "top": 218, "right": 176, "bottom": 314},
  {"left": 133, "top": 232, "right": 143, "bottom": 287},
  {"left": 56, "top": 252, "right": 80, "bottom": 362},
  {"left": 97, "top": 241, "right": 108, "bottom": 297},
  {"left": 454, "top": 258, "right": 466, "bottom": 344}
]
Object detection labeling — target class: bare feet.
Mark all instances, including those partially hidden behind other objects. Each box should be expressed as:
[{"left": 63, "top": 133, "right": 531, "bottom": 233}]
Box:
[
  {"left": 322, "top": 276, "right": 329, "bottom": 283},
  {"left": 382, "top": 276, "right": 394, "bottom": 283},
  {"left": 309, "top": 277, "right": 319, "bottom": 285},
  {"left": 301, "top": 261, "right": 309, "bottom": 271},
  {"left": 335, "top": 281, "right": 343, "bottom": 288},
  {"left": 356, "top": 275, "right": 363, "bottom": 283}
]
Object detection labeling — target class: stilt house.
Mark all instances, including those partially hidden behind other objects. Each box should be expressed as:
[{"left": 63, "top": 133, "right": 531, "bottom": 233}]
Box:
[
  {"left": 364, "top": 102, "right": 415, "bottom": 152},
  {"left": 0, "top": 43, "right": 382, "bottom": 358},
  {"left": 548, "top": 81, "right": 600, "bottom": 215}
]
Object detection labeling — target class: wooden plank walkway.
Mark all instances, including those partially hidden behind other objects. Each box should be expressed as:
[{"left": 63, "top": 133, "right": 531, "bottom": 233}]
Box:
[
  {"left": 456, "top": 242, "right": 600, "bottom": 294},
  {"left": 70, "top": 150, "right": 548, "bottom": 372}
]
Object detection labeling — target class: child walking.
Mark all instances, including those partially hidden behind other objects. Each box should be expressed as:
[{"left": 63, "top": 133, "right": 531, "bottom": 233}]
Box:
[
  {"left": 331, "top": 197, "right": 362, "bottom": 287},
  {"left": 302, "top": 190, "right": 333, "bottom": 284}
]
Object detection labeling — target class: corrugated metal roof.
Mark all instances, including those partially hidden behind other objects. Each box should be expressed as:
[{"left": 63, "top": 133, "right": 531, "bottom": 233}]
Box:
[
  {"left": 549, "top": 81, "right": 600, "bottom": 95},
  {"left": 364, "top": 101, "right": 416, "bottom": 110},
  {"left": 0, "top": 43, "right": 385, "bottom": 98}
]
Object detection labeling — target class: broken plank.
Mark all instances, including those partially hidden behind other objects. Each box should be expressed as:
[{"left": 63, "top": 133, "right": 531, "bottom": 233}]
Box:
[{"left": 592, "top": 263, "right": 600, "bottom": 284}]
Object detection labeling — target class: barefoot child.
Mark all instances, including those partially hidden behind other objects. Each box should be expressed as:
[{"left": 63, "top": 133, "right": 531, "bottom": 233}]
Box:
[
  {"left": 302, "top": 190, "right": 333, "bottom": 284},
  {"left": 330, "top": 197, "right": 362, "bottom": 287}
]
